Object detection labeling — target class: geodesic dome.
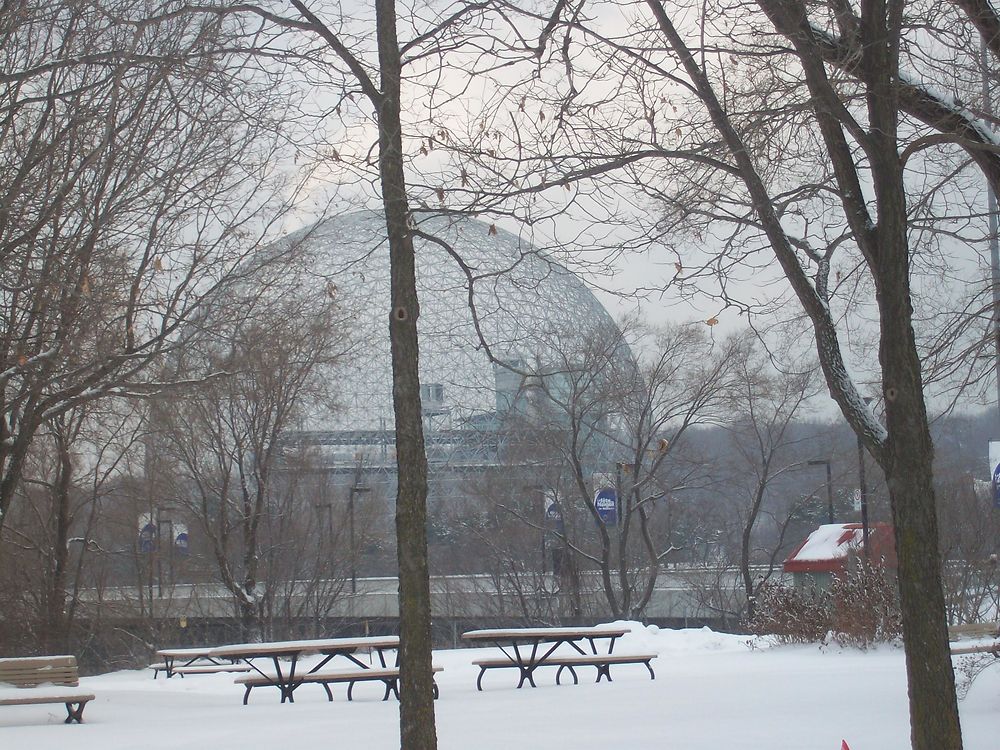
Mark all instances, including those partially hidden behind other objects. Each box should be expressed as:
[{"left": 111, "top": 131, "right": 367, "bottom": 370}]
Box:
[{"left": 278, "top": 210, "right": 620, "bottom": 432}]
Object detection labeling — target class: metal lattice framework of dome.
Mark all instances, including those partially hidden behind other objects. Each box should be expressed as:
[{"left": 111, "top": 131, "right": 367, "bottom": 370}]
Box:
[{"left": 279, "top": 210, "right": 622, "bottom": 440}]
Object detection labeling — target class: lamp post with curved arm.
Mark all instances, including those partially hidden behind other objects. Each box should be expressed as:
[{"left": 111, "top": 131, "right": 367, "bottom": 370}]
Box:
[{"left": 808, "top": 459, "right": 834, "bottom": 524}]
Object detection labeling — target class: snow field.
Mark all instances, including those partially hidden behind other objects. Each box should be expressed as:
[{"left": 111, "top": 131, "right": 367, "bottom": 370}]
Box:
[{"left": 0, "top": 624, "right": 996, "bottom": 750}]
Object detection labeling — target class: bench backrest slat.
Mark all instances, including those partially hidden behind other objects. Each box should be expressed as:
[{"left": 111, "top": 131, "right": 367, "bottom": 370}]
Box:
[
  {"left": 0, "top": 656, "right": 80, "bottom": 688},
  {"left": 947, "top": 623, "right": 1000, "bottom": 640}
]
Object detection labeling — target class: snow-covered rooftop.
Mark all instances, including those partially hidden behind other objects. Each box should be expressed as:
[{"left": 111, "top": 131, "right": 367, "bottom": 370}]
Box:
[{"left": 783, "top": 523, "right": 896, "bottom": 573}]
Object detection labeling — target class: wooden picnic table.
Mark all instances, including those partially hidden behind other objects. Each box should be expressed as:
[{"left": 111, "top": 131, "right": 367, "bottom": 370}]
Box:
[
  {"left": 462, "top": 626, "right": 654, "bottom": 690},
  {"left": 207, "top": 636, "right": 400, "bottom": 704},
  {"left": 153, "top": 647, "right": 250, "bottom": 679}
]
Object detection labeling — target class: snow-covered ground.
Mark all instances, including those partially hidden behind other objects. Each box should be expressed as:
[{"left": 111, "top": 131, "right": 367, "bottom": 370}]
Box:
[{"left": 1, "top": 624, "right": 997, "bottom": 750}]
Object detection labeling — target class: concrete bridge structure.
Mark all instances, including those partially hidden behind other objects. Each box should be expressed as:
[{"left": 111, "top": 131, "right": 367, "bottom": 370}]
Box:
[{"left": 72, "top": 567, "right": 762, "bottom": 643}]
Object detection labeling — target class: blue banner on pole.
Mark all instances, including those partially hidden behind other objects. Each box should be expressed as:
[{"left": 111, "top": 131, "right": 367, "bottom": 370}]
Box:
[
  {"left": 594, "top": 487, "right": 618, "bottom": 526},
  {"left": 544, "top": 492, "right": 563, "bottom": 522},
  {"left": 993, "top": 464, "right": 1000, "bottom": 510},
  {"left": 989, "top": 441, "right": 1000, "bottom": 510},
  {"left": 138, "top": 522, "right": 157, "bottom": 553}
]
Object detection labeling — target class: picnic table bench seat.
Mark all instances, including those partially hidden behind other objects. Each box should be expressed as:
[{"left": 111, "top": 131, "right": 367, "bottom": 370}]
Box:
[
  {"left": 150, "top": 662, "right": 252, "bottom": 678},
  {"left": 947, "top": 623, "right": 1000, "bottom": 658},
  {"left": 948, "top": 622, "right": 999, "bottom": 641},
  {"left": 235, "top": 665, "right": 443, "bottom": 704},
  {"left": 472, "top": 652, "right": 657, "bottom": 690},
  {"left": 950, "top": 642, "right": 1000, "bottom": 657},
  {"left": 0, "top": 655, "right": 94, "bottom": 723}
]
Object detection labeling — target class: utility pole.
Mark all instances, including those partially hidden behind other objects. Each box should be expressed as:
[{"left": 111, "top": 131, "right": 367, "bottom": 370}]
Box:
[
  {"left": 808, "top": 459, "right": 834, "bottom": 524},
  {"left": 858, "top": 397, "right": 874, "bottom": 557},
  {"left": 349, "top": 456, "right": 369, "bottom": 595},
  {"left": 983, "top": 38, "right": 1000, "bottom": 426}
]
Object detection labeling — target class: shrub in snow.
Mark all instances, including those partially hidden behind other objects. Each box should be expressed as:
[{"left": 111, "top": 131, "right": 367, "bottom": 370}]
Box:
[
  {"left": 749, "top": 559, "right": 900, "bottom": 648},
  {"left": 828, "top": 558, "right": 901, "bottom": 648},
  {"left": 748, "top": 582, "right": 829, "bottom": 644},
  {"left": 953, "top": 652, "right": 996, "bottom": 700}
]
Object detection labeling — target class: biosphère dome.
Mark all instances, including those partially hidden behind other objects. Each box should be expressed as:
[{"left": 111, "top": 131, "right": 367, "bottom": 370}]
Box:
[{"left": 277, "top": 210, "right": 619, "bottom": 432}]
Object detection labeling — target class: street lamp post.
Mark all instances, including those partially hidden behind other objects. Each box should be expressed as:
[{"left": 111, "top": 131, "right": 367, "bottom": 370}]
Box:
[
  {"left": 858, "top": 436, "right": 869, "bottom": 556},
  {"left": 315, "top": 502, "right": 333, "bottom": 549},
  {"left": 858, "top": 397, "right": 874, "bottom": 558},
  {"left": 808, "top": 459, "right": 834, "bottom": 524},
  {"left": 981, "top": 38, "right": 1000, "bottom": 426},
  {"left": 348, "top": 483, "right": 369, "bottom": 594}
]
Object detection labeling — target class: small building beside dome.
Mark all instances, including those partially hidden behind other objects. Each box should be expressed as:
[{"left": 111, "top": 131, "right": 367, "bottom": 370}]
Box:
[{"left": 783, "top": 522, "right": 897, "bottom": 591}]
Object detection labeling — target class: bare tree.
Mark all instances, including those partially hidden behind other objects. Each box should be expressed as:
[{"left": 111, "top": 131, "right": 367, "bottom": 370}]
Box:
[
  {"left": 492, "top": 321, "right": 745, "bottom": 619},
  {"left": 935, "top": 471, "right": 1000, "bottom": 625},
  {"left": 723, "top": 350, "right": 820, "bottom": 621},
  {"left": 0, "top": 397, "right": 145, "bottom": 655},
  {"left": 638, "top": 7, "right": 963, "bottom": 745},
  {"left": 158, "top": 282, "right": 347, "bottom": 641},
  {"left": 139, "top": 1, "right": 514, "bottom": 742},
  {"left": 0, "top": 0, "right": 310, "bottom": 535},
  {"left": 429, "top": 0, "right": 985, "bottom": 744}
]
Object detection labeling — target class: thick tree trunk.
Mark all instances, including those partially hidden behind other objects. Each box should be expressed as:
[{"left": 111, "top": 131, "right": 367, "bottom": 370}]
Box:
[
  {"left": 374, "top": 0, "right": 437, "bottom": 748},
  {"left": 238, "top": 595, "right": 264, "bottom": 643},
  {"left": 864, "top": 5, "right": 963, "bottom": 743},
  {"left": 0, "top": 425, "right": 35, "bottom": 537},
  {"left": 43, "top": 432, "right": 73, "bottom": 654},
  {"left": 876, "top": 233, "right": 963, "bottom": 750},
  {"left": 740, "top": 477, "right": 769, "bottom": 623}
]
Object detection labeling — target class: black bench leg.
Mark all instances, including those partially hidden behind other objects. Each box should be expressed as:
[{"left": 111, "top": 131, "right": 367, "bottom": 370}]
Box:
[
  {"left": 595, "top": 664, "right": 612, "bottom": 683},
  {"left": 348, "top": 682, "right": 355, "bottom": 701},
  {"left": 64, "top": 701, "right": 87, "bottom": 724},
  {"left": 432, "top": 681, "right": 439, "bottom": 700},
  {"left": 644, "top": 660, "right": 656, "bottom": 680},
  {"left": 382, "top": 678, "right": 399, "bottom": 701},
  {"left": 516, "top": 666, "right": 537, "bottom": 689},
  {"left": 322, "top": 683, "right": 334, "bottom": 702},
  {"left": 243, "top": 685, "right": 253, "bottom": 705},
  {"left": 555, "top": 666, "right": 579, "bottom": 685},
  {"left": 476, "top": 667, "right": 487, "bottom": 692}
]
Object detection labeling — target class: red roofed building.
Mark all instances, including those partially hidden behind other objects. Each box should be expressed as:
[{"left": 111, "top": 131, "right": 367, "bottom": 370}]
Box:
[{"left": 783, "top": 522, "right": 897, "bottom": 590}]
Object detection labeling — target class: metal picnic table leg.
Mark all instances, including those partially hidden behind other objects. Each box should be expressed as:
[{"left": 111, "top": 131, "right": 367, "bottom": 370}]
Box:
[
  {"left": 516, "top": 664, "right": 537, "bottom": 689},
  {"left": 274, "top": 655, "right": 299, "bottom": 704},
  {"left": 514, "top": 641, "right": 539, "bottom": 688},
  {"left": 555, "top": 665, "right": 579, "bottom": 685}
]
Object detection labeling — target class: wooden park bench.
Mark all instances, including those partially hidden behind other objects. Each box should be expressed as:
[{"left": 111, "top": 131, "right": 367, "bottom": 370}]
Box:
[
  {"left": 235, "top": 665, "right": 443, "bottom": 704},
  {"left": 0, "top": 655, "right": 94, "bottom": 724},
  {"left": 472, "top": 653, "right": 656, "bottom": 689}
]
